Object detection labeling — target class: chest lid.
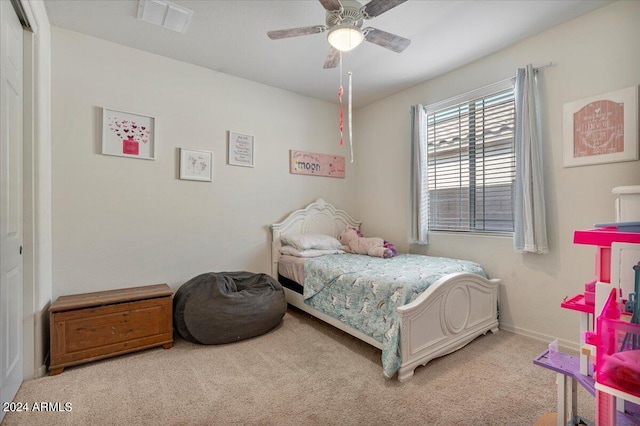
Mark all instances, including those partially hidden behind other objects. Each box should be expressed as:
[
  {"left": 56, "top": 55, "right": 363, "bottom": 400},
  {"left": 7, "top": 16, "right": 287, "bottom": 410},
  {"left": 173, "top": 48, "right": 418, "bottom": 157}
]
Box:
[{"left": 50, "top": 284, "right": 172, "bottom": 313}]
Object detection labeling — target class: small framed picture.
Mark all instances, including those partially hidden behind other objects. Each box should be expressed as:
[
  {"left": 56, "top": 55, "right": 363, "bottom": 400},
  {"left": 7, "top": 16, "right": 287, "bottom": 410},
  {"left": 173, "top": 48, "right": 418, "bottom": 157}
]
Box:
[
  {"left": 102, "top": 108, "right": 155, "bottom": 160},
  {"left": 179, "top": 148, "right": 213, "bottom": 181},
  {"left": 563, "top": 85, "right": 638, "bottom": 167},
  {"left": 227, "top": 131, "right": 254, "bottom": 167}
]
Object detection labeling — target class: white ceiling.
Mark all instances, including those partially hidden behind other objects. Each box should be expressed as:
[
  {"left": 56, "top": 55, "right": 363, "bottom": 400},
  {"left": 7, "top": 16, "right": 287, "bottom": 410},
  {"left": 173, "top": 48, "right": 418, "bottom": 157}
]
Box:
[{"left": 44, "top": 0, "right": 612, "bottom": 108}]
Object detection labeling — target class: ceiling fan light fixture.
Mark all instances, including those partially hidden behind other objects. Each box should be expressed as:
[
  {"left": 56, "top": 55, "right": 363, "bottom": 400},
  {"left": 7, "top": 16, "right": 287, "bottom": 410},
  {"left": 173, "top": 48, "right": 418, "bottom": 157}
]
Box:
[{"left": 327, "top": 24, "right": 364, "bottom": 52}]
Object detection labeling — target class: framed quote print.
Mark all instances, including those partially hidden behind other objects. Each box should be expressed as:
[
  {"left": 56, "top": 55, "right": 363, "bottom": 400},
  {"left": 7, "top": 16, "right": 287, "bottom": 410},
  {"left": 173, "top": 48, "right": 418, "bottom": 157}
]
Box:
[
  {"left": 563, "top": 86, "right": 638, "bottom": 167},
  {"left": 227, "top": 131, "right": 254, "bottom": 167}
]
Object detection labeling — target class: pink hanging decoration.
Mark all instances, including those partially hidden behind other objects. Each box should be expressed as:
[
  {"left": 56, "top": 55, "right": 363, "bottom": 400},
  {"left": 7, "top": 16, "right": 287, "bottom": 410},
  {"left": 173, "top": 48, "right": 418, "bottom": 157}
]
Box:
[{"left": 338, "top": 85, "right": 344, "bottom": 146}]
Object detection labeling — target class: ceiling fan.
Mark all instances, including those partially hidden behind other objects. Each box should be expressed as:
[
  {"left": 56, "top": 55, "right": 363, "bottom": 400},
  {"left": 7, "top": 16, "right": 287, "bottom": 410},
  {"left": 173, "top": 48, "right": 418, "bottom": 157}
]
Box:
[{"left": 267, "top": 0, "right": 410, "bottom": 69}]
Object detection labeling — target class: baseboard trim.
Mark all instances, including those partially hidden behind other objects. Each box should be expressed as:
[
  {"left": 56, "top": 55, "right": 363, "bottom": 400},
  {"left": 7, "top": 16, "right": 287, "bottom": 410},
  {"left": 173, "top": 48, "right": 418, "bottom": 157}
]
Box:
[
  {"left": 34, "top": 364, "right": 47, "bottom": 379},
  {"left": 499, "top": 323, "right": 580, "bottom": 353}
]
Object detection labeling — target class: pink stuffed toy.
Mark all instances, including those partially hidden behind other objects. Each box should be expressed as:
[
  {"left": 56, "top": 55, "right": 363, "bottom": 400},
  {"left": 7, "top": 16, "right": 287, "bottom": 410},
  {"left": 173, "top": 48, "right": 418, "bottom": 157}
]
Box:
[{"left": 339, "top": 228, "right": 397, "bottom": 258}]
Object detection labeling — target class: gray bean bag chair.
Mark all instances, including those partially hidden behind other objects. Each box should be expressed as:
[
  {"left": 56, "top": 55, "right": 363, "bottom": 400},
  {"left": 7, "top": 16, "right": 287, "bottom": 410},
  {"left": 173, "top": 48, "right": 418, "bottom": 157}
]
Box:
[{"left": 173, "top": 271, "right": 287, "bottom": 344}]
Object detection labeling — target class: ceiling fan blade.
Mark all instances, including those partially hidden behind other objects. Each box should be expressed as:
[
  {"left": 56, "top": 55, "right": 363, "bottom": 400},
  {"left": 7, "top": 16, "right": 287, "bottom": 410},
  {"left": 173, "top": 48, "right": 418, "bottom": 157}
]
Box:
[
  {"left": 363, "top": 27, "right": 410, "bottom": 53},
  {"left": 267, "top": 25, "right": 327, "bottom": 40},
  {"left": 323, "top": 47, "right": 340, "bottom": 69},
  {"left": 362, "top": 0, "right": 407, "bottom": 18},
  {"left": 319, "top": 0, "right": 342, "bottom": 12}
]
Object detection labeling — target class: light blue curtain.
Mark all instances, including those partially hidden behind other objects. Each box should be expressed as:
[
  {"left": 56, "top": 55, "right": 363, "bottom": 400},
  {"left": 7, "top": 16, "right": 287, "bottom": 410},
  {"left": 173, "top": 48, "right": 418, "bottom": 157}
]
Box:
[
  {"left": 514, "top": 65, "right": 549, "bottom": 254},
  {"left": 410, "top": 105, "right": 428, "bottom": 245}
]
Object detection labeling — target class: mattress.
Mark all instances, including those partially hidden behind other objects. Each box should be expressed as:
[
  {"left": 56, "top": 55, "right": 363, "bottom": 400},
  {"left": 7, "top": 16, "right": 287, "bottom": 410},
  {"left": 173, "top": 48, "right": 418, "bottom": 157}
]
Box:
[{"left": 278, "top": 254, "right": 307, "bottom": 286}]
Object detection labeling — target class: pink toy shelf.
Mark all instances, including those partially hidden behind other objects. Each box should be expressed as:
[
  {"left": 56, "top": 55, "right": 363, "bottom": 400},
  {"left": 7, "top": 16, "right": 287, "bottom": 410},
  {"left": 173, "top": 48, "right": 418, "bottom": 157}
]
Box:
[
  {"left": 546, "top": 221, "right": 640, "bottom": 425},
  {"left": 562, "top": 292, "right": 595, "bottom": 314},
  {"left": 574, "top": 227, "right": 640, "bottom": 283},
  {"left": 596, "top": 288, "right": 640, "bottom": 400}
]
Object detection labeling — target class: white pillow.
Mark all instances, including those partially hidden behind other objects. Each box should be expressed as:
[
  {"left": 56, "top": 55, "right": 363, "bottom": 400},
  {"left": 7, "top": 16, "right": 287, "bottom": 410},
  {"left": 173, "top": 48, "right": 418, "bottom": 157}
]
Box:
[
  {"left": 280, "top": 233, "right": 343, "bottom": 251},
  {"left": 280, "top": 245, "right": 344, "bottom": 258}
]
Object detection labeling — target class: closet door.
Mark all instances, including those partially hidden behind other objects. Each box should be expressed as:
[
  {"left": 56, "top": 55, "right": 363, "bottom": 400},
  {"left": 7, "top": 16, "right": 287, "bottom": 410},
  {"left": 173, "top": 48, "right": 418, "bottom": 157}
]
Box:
[{"left": 0, "top": 0, "right": 24, "bottom": 416}]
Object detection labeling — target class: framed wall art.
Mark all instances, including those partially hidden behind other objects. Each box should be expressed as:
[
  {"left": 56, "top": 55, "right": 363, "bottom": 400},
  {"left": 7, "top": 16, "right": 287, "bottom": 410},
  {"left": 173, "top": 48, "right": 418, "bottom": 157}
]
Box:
[
  {"left": 562, "top": 85, "right": 638, "bottom": 167},
  {"left": 289, "top": 150, "right": 345, "bottom": 178},
  {"left": 102, "top": 108, "right": 156, "bottom": 160},
  {"left": 179, "top": 148, "right": 213, "bottom": 182},
  {"left": 227, "top": 131, "right": 254, "bottom": 167}
]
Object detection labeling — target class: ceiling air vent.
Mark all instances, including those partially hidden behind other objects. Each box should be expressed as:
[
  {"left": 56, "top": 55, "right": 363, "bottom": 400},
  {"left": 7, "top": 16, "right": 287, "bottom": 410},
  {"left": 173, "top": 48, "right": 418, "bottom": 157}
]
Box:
[{"left": 137, "top": 0, "right": 193, "bottom": 34}]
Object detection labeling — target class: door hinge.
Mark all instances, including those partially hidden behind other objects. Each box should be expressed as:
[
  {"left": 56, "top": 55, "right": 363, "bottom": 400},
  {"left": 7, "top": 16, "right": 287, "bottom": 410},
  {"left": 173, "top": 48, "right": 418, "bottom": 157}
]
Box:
[{"left": 19, "top": 245, "right": 22, "bottom": 255}]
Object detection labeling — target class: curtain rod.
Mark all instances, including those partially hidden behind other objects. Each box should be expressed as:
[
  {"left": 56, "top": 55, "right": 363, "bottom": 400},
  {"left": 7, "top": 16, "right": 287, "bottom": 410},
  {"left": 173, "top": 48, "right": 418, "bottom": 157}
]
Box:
[
  {"left": 533, "top": 61, "right": 555, "bottom": 71},
  {"left": 413, "top": 62, "right": 556, "bottom": 113}
]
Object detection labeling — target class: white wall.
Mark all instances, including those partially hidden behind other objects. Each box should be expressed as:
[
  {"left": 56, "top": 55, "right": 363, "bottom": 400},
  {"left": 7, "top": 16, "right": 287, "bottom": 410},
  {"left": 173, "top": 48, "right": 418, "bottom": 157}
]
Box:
[
  {"left": 47, "top": 1, "right": 640, "bottom": 351},
  {"left": 51, "top": 27, "right": 354, "bottom": 299},
  {"left": 354, "top": 0, "right": 640, "bottom": 348}
]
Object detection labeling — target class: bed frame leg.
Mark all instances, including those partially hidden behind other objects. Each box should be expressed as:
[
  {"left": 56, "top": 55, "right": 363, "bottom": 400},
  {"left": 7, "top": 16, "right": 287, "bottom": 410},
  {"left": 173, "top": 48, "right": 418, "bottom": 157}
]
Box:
[
  {"left": 397, "top": 367, "right": 415, "bottom": 383},
  {"left": 490, "top": 326, "right": 499, "bottom": 334}
]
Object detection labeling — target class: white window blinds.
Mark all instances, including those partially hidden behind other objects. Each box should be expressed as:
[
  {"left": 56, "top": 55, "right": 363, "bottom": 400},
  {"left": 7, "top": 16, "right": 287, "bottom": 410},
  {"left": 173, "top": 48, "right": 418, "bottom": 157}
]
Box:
[{"left": 425, "top": 83, "right": 515, "bottom": 233}]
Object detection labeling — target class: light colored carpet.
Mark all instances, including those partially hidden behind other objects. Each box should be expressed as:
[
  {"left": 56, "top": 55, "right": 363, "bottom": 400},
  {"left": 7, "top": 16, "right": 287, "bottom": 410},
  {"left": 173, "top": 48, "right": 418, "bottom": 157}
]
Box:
[{"left": 2, "top": 308, "right": 594, "bottom": 425}]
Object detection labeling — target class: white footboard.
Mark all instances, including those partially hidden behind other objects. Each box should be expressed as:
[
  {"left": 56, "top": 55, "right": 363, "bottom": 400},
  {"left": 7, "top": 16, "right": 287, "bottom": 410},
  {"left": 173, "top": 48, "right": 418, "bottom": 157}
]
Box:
[{"left": 396, "top": 272, "right": 500, "bottom": 382}]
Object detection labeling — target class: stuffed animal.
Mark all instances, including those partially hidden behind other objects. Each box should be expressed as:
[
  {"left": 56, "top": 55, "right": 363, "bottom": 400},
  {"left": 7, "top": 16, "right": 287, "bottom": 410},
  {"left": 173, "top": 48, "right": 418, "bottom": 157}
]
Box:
[{"left": 339, "top": 228, "right": 397, "bottom": 258}]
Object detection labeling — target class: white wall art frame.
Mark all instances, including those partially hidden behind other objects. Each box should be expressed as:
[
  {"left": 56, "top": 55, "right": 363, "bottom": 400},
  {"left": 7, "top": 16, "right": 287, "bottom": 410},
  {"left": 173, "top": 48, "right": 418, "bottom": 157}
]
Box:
[
  {"left": 179, "top": 148, "right": 213, "bottom": 182},
  {"left": 227, "top": 131, "right": 254, "bottom": 167},
  {"left": 102, "top": 107, "right": 156, "bottom": 160},
  {"left": 563, "top": 85, "right": 638, "bottom": 167}
]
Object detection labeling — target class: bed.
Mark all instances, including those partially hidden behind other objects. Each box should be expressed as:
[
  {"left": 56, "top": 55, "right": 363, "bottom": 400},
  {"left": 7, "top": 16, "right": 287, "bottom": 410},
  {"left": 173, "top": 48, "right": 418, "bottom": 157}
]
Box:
[{"left": 271, "top": 199, "right": 500, "bottom": 382}]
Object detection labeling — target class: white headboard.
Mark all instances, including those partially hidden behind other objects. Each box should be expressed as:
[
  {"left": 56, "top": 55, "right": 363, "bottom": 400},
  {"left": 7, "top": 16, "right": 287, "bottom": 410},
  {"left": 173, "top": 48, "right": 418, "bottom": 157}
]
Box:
[{"left": 270, "top": 199, "right": 361, "bottom": 278}]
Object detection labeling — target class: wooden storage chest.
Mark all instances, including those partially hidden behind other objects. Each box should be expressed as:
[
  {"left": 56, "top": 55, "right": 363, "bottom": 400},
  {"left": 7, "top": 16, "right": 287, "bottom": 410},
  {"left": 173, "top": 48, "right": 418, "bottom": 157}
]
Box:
[{"left": 49, "top": 284, "right": 173, "bottom": 375}]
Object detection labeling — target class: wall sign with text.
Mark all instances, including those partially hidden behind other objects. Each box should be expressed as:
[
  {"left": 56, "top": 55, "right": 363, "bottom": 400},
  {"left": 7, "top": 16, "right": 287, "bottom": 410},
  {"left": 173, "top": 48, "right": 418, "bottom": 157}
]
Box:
[
  {"left": 289, "top": 150, "right": 345, "bottom": 178},
  {"left": 563, "top": 85, "right": 638, "bottom": 167}
]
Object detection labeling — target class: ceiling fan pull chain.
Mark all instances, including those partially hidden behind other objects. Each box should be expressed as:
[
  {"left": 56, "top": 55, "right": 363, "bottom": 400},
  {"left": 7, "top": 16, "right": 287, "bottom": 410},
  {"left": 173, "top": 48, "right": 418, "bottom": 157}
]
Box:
[
  {"left": 338, "top": 52, "right": 344, "bottom": 146},
  {"left": 338, "top": 86, "right": 344, "bottom": 146},
  {"left": 348, "top": 70, "right": 354, "bottom": 163}
]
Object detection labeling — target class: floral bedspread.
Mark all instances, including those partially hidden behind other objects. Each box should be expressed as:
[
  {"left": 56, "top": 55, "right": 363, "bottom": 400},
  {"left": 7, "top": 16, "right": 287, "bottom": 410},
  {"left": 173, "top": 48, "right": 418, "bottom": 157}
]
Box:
[{"left": 303, "top": 253, "right": 487, "bottom": 378}]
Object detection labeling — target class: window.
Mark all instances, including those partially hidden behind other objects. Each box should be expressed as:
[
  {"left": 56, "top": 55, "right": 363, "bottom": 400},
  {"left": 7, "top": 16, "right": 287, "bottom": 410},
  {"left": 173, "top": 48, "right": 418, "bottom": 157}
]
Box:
[{"left": 425, "top": 81, "right": 515, "bottom": 233}]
